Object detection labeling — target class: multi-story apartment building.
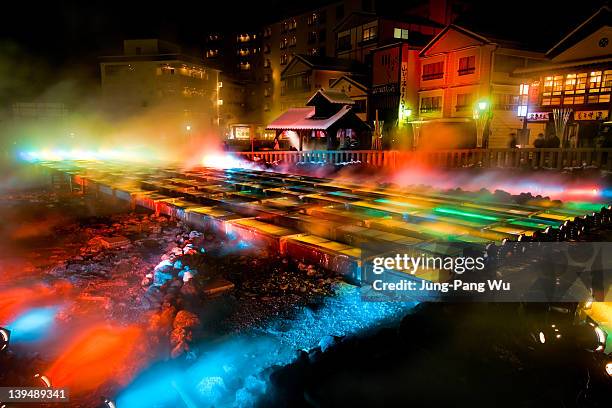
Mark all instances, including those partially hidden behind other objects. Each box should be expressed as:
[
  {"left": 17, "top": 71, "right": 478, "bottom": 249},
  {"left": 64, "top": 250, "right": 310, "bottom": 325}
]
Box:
[
  {"left": 513, "top": 6, "right": 611, "bottom": 148},
  {"left": 100, "top": 39, "right": 221, "bottom": 134},
  {"left": 335, "top": 12, "right": 442, "bottom": 64},
  {"left": 415, "top": 25, "right": 547, "bottom": 148}
]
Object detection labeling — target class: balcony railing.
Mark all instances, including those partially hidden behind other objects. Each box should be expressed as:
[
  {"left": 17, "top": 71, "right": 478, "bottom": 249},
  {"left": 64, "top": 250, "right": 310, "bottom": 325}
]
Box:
[
  {"left": 232, "top": 148, "right": 612, "bottom": 171},
  {"left": 457, "top": 67, "right": 475, "bottom": 75},
  {"left": 419, "top": 106, "right": 442, "bottom": 114},
  {"left": 422, "top": 72, "right": 444, "bottom": 80}
]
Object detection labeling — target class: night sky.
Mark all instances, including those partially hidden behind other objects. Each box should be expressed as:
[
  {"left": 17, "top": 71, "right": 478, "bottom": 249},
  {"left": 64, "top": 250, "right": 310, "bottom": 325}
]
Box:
[{"left": 0, "top": 0, "right": 608, "bottom": 101}]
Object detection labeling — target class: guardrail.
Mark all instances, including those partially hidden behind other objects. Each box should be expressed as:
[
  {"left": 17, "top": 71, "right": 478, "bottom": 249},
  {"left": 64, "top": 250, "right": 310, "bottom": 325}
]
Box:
[{"left": 233, "top": 148, "right": 612, "bottom": 170}]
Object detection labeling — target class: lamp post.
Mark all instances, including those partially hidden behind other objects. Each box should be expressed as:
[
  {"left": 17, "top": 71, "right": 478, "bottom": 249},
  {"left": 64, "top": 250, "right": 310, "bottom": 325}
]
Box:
[{"left": 473, "top": 99, "right": 491, "bottom": 148}]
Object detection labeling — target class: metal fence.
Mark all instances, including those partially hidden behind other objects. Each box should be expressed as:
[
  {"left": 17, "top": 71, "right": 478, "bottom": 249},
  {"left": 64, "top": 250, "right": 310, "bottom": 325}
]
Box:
[{"left": 233, "top": 148, "right": 612, "bottom": 170}]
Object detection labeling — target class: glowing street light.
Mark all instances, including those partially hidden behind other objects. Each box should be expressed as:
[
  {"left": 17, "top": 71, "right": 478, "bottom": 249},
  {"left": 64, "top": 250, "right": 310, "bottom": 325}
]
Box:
[
  {"left": 185, "top": 125, "right": 192, "bottom": 131},
  {"left": 473, "top": 98, "right": 491, "bottom": 147},
  {"left": 398, "top": 106, "right": 412, "bottom": 128},
  {"left": 606, "top": 361, "right": 612, "bottom": 377}
]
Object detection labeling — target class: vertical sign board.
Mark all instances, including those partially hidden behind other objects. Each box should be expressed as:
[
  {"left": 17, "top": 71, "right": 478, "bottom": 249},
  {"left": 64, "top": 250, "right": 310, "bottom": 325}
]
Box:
[{"left": 398, "top": 60, "right": 409, "bottom": 125}]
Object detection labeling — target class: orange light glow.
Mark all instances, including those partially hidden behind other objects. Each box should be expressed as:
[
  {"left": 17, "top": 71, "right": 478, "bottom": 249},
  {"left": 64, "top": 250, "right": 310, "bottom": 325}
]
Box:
[{"left": 46, "top": 325, "right": 143, "bottom": 394}]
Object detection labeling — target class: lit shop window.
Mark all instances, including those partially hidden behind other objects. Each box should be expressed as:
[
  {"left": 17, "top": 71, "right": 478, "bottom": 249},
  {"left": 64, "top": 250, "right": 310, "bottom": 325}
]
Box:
[
  {"left": 393, "top": 28, "right": 409, "bottom": 40},
  {"left": 603, "top": 70, "right": 612, "bottom": 91},
  {"left": 562, "top": 95, "right": 585, "bottom": 105},
  {"left": 589, "top": 71, "right": 602, "bottom": 91}
]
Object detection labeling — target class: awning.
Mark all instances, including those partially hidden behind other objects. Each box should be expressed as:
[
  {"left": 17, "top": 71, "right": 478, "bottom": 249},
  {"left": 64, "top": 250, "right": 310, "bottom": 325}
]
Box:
[{"left": 267, "top": 105, "right": 352, "bottom": 130}]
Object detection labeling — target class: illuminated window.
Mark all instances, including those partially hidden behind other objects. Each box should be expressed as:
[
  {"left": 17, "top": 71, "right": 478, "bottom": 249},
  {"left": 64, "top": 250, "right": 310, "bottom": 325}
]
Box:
[
  {"left": 264, "top": 74, "right": 270, "bottom": 82},
  {"left": 420, "top": 96, "right": 442, "bottom": 113},
  {"left": 553, "top": 75, "right": 563, "bottom": 94},
  {"left": 264, "top": 44, "right": 271, "bottom": 53},
  {"left": 542, "top": 76, "right": 553, "bottom": 96},
  {"left": 458, "top": 56, "right": 476, "bottom": 75},
  {"left": 393, "top": 28, "right": 409, "bottom": 40},
  {"left": 280, "top": 54, "right": 288, "bottom": 65},
  {"left": 589, "top": 71, "right": 602, "bottom": 92},
  {"left": 362, "top": 26, "right": 377, "bottom": 42},
  {"left": 456, "top": 93, "right": 473, "bottom": 111},
  {"left": 289, "top": 36, "right": 297, "bottom": 47},
  {"left": 575, "top": 73, "right": 587, "bottom": 93},
  {"left": 237, "top": 33, "right": 251, "bottom": 43},
  {"left": 603, "top": 70, "right": 612, "bottom": 92},
  {"left": 422, "top": 62, "right": 444, "bottom": 80},
  {"left": 280, "top": 38, "right": 287, "bottom": 49},
  {"left": 564, "top": 74, "right": 576, "bottom": 94},
  {"left": 264, "top": 59, "right": 271, "bottom": 68},
  {"left": 308, "top": 13, "right": 319, "bottom": 25},
  {"left": 264, "top": 88, "right": 271, "bottom": 97}
]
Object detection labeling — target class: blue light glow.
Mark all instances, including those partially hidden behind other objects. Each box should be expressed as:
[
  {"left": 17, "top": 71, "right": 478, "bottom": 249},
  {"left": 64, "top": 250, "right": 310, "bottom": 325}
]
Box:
[
  {"left": 116, "top": 284, "right": 415, "bottom": 407},
  {"left": 7, "top": 306, "right": 59, "bottom": 343}
]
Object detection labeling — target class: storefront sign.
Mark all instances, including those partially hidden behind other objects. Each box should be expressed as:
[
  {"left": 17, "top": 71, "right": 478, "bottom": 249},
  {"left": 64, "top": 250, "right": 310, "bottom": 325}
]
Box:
[
  {"left": 575, "top": 110, "right": 609, "bottom": 121},
  {"left": 372, "top": 84, "right": 398, "bottom": 94},
  {"left": 233, "top": 126, "right": 250, "bottom": 140},
  {"left": 527, "top": 111, "right": 550, "bottom": 121},
  {"left": 398, "top": 61, "right": 409, "bottom": 123}
]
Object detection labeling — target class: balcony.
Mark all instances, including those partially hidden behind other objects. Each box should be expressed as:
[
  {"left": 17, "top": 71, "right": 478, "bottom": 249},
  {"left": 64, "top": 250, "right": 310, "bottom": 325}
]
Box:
[
  {"left": 457, "top": 67, "right": 475, "bottom": 76},
  {"left": 419, "top": 106, "right": 442, "bottom": 114},
  {"left": 422, "top": 72, "right": 444, "bottom": 81}
]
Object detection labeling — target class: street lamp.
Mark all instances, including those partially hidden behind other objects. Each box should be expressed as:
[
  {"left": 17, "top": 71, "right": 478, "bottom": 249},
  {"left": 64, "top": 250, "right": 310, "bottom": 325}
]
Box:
[
  {"left": 473, "top": 98, "right": 491, "bottom": 148},
  {"left": 398, "top": 106, "right": 412, "bottom": 127}
]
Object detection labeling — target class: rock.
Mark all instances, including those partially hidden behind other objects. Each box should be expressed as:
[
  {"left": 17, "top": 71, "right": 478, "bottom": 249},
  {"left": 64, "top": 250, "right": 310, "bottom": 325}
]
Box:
[{"left": 173, "top": 310, "right": 200, "bottom": 330}]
